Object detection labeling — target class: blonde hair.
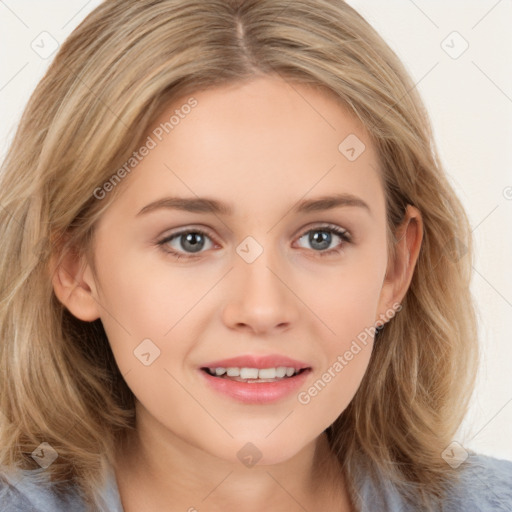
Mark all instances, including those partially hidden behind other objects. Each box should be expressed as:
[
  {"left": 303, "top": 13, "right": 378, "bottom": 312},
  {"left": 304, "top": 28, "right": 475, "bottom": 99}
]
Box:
[{"left": 0, "top": 0, "right": 479, "bottom": 509}]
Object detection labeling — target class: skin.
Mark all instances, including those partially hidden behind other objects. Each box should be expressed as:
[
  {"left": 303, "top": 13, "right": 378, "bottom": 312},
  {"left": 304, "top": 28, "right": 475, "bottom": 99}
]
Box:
[{"left": 52, "top": 75, "right": 423, "bottom": 511}]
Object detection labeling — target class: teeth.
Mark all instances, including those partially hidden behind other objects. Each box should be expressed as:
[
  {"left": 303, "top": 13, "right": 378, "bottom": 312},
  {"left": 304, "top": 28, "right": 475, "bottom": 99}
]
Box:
[
  {"left": 257, "top": 368, "right": 276, "bottom": 379},
  {"left": 240, "top": 368, "right": 259, "bottom": 379},
  {"left": 275, "top": 367, "right": 287, "bottom": 378},
  {"left": 207, "top": 366, "right": 301, "bottom": 379}
]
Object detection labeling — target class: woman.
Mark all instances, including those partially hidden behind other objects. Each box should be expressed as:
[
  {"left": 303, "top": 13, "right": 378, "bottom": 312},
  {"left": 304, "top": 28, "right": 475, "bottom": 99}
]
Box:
[{"left": 0, "top": 1, "right": 511, "bottom": 510}]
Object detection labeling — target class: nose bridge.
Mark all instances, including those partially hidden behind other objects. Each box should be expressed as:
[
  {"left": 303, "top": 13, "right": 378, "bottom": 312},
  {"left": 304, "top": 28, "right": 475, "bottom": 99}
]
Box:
[
  {"left": 236, "top": 233, "right": 285, "bottom": 300},
  {"left": 221, "top": 232, "right": 298, "bottom": 332}
]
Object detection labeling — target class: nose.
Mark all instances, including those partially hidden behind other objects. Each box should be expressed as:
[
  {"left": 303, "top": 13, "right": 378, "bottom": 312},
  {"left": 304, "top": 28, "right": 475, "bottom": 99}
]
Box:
[{"left": 221, "top": 246, "right": 300, "bottom": 335}]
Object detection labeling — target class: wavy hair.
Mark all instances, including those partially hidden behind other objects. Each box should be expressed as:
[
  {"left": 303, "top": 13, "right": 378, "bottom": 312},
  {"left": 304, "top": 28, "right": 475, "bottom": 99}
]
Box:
[{"left": 0, "top": 0, "right": 479, "bottom": 509}]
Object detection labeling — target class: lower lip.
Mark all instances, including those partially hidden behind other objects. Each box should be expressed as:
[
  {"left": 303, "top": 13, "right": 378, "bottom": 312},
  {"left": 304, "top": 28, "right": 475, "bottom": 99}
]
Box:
[{"left": 199, "top": 369, "right": 312, "bottom": 404}]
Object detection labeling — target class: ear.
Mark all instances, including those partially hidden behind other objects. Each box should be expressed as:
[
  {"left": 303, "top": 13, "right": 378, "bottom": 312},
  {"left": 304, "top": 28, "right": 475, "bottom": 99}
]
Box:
[
  {"left": 376, "top": 204, "right": 423, "bottom": 325},
  {"left": 49, "top": 241, "right": 102, "bottom": 322}
]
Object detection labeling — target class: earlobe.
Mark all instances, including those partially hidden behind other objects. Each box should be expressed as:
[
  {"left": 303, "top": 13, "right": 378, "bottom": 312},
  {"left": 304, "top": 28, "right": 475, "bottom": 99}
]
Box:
[
  {"left": 49, "top": 246, "right": 101, "bottom": 322},
  {"left": 376, "top": 205, "right": 423, "bottom": 324}
]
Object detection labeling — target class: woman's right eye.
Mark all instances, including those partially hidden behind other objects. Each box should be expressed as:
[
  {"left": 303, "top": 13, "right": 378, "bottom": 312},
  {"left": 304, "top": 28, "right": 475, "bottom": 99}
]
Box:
[{"left": 156, "top": 228, "right": 216, "bottom": 260}]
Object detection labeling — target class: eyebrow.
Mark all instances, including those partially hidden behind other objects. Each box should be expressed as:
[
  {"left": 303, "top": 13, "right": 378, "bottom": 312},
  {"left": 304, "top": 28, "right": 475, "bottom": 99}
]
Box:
[{"left": 136, "top": 193, "right": 371, "bottom": 217}]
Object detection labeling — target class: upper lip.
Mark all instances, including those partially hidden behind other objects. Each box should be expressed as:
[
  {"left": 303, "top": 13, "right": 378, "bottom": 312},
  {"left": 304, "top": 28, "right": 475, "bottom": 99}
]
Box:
[{"left": 200, "top": 354, "right": 311, "bottom": 371}]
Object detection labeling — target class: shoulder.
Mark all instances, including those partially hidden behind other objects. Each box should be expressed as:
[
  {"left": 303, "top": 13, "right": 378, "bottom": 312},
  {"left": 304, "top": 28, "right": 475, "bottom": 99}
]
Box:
[
  {"left": 0, "top": 467, "right": 87, "bottom": 512},
  {"left": 351, "top": 451, "right": 512, "bottom": 511},
  {"left": 443, "top": 452, "right": 512, "bottom": 512}
]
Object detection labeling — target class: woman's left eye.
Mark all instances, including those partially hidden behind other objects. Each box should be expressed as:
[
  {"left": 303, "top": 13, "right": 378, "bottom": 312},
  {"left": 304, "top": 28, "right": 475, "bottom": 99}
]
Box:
[
  {"left": 156, "top": 224, "right": 351, "bottom": 260},
  {"left": 295, "top": 225, "right": 351, "bottom": 256}
]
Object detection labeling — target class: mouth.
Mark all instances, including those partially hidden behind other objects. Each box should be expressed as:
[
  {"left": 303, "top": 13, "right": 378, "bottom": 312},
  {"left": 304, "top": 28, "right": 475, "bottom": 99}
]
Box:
[
  {"left": 198, "top": 354, "right": 313, "bottom": 403},
  {"left": 199, "top": 365, "right": 312, "bottom": 404},
  {"left": 200, "top": 366, "right": 310, "bottom": 383}
]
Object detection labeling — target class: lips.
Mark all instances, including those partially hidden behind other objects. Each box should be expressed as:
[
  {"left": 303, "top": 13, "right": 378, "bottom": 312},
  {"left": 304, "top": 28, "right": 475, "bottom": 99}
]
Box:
[{"left": 198, "top": 354, "right": 313, "bottom": 404}]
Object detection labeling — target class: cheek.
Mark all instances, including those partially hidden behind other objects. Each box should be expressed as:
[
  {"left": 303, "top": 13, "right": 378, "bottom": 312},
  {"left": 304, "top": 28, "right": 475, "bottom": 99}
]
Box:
[
  {"left": 296, "top": 250, "right": 385, "bottom": 416},
  {"left": 298, "top": 339, "right": 373, "bottom": 421},
  {"left": 91, "top": 249, "right": 184, "bottom": 372},
  {"left": 297, "top": 275, "right": 380, "bottom": 424},
  {"left": 93, "top": 247, "right": 217, "bottom": 405},
  {"left": 307, "top": 250, "right": 386, "bottom": 344}
]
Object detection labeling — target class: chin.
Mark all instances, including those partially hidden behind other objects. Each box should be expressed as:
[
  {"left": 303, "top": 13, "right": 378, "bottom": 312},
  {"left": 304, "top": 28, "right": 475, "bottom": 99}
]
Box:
[{"left": 213, "top": 433, "right": 315, "bottom": 468}]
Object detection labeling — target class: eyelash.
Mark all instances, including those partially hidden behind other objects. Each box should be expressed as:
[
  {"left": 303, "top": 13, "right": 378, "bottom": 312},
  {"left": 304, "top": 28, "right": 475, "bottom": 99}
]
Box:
[{"left": 156, "top": 224, "right": 352, "bottom": 261}]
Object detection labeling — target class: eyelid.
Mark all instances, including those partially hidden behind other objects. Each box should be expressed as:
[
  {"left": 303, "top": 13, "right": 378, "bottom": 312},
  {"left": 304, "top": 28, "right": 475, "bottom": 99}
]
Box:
[{"left": 296, "top": 222, "right": 351, "bottom": 240}]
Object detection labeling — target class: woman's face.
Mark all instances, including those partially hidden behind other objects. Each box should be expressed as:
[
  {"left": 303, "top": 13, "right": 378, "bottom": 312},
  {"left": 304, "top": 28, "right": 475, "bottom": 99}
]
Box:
[{"left": 70, "top": 76, "right": 404, "bottom": 465}]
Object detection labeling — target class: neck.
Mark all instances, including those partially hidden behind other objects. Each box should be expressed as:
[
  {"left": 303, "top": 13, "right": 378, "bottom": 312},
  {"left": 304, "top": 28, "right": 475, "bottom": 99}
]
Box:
[{"left": 114, "top": 410, "right": 353, "bottom": 511}]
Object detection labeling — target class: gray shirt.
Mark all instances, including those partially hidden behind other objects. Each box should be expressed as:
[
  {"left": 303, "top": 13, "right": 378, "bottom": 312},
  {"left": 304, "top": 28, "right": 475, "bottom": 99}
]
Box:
[{"left": 1, "top": 452, "right": 511, "bottom": 511}]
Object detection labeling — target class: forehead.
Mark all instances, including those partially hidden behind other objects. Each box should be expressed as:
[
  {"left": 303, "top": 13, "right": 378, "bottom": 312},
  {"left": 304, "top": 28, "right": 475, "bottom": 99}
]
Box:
[{"left": 107, "top": 76, "right": 384, "bottom": 221}]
